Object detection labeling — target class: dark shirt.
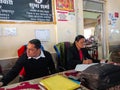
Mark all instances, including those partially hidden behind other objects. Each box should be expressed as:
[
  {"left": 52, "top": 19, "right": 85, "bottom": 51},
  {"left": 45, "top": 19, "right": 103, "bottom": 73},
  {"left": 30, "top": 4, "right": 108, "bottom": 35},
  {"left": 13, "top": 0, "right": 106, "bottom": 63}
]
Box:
[
  {"left": 67, "top": 43, "right": 99, "bottom": 70},
  {"left": 1, "top": 50, "right": 56, "bottom": 86}
]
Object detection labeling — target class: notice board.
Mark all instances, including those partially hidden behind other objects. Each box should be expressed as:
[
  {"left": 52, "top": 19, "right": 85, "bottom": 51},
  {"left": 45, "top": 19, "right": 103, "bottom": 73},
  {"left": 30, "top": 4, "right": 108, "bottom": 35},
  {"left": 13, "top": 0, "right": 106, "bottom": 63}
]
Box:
[{"left": 0, "top": 0, "right": 55, "bottom": 24}]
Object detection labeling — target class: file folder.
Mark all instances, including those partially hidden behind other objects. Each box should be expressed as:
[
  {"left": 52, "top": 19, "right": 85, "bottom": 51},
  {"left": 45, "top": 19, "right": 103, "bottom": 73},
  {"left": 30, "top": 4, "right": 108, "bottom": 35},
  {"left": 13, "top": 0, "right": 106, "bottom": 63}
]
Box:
[{"left": 40, "top": 75, "right": 80, "bottom": 90}]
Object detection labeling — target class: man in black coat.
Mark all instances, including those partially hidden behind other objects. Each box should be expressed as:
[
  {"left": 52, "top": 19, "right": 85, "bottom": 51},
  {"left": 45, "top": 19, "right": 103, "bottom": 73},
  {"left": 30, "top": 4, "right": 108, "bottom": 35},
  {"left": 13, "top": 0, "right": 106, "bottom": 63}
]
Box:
[{"left": 0, "top": 39, "right": 56, "bottom": 86}]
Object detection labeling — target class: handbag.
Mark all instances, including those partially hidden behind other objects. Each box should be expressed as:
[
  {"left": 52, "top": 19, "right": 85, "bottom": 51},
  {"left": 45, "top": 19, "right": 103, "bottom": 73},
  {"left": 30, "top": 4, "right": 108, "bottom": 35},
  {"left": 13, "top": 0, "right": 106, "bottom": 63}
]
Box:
[{"left": 80, "top": 63, "right": 120, "bottom": 90}]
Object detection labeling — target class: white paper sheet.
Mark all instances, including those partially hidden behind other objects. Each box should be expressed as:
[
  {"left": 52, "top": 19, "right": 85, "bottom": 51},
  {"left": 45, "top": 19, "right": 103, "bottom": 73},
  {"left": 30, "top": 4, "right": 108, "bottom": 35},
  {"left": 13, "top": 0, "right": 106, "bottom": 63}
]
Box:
[
  {"left": 75, "top": 63, "right": 98, "bottom": 71},
  {"left": 35, "top": 29, "right": 50, "bottom": 42},
  {"left": 3, "top": 28, "right": 16, "bottom": 36}
]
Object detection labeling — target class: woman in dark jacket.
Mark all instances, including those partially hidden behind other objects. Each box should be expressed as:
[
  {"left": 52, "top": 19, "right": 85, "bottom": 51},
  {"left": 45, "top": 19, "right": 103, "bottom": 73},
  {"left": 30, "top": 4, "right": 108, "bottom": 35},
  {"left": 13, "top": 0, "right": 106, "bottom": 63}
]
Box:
[{"left": 67, "top": 35, "right": 99, "bottom": 70}]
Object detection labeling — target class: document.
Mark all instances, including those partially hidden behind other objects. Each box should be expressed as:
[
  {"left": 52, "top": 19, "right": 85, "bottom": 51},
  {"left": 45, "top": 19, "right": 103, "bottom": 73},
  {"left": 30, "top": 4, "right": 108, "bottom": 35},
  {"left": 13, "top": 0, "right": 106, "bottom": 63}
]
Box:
[{"left": 75, "top": 63, "right": 98, "bottom": 71}]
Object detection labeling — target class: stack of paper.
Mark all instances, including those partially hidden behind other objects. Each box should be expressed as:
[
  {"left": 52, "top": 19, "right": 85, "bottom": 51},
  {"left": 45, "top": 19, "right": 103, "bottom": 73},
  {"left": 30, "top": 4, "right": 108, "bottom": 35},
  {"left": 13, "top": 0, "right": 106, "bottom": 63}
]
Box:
[
  {"left": 40, "top": 75, "right": 80, "bottom": 90},
  {"left": 75, "top": 63, "right": 98, "bottom": 71}
]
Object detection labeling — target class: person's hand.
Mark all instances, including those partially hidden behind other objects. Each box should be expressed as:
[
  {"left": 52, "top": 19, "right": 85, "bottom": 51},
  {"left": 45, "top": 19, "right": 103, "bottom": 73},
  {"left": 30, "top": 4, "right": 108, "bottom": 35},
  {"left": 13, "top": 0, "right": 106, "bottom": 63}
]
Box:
[
  {"left": 0, "top": 82, "right": 3, "bottom": 87},
  {"left": 83, "top": 59, "right": 93, "bottom": 64}
]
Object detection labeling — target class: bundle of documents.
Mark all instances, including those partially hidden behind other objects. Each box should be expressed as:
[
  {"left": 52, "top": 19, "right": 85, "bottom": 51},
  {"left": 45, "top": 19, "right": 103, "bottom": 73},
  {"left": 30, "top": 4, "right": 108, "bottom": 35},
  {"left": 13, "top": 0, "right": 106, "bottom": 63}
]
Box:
[
  {"left": 39, "top": 75, "right": 80, "bottom": 90},
  {"left": 75, "top": 63, "right": 98, "bottom": 71}
]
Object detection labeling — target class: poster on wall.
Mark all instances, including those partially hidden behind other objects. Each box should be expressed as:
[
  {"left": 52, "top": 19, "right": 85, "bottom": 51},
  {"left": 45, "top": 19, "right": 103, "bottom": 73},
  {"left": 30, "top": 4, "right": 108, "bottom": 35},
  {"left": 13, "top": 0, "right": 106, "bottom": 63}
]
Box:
[
  {"left": 0, "top": 0, "right": 55, "bottom": 23},
  {"left": 108, "top": 12, "right": 119, "bottom": 28},
  {"left": 56, "top": 0, "right": 74, "bottom": 12},
  {"left": 35, "top": 29, "right": 50, "bottom": 42},
  {"left": 57, "top": 11, "right": 68, "bottom": 21}
]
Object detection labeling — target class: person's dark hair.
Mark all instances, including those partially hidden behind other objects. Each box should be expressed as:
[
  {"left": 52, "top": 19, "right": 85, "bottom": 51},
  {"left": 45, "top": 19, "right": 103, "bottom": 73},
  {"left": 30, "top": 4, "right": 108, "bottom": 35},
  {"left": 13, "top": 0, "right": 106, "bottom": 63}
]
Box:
[
  {"left": 29, "top": 39, "right": 41, "bottom": 49},
  {"left": 75, "top": 35, "right": 85, "bottom": 42}
]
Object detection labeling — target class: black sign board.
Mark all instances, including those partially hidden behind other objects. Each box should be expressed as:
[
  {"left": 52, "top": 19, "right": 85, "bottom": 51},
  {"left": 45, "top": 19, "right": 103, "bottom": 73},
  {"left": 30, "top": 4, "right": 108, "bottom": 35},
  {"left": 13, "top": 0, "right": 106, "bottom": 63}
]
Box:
[{"left": 0, "top": 0, "right": 54, "bottom": 23}]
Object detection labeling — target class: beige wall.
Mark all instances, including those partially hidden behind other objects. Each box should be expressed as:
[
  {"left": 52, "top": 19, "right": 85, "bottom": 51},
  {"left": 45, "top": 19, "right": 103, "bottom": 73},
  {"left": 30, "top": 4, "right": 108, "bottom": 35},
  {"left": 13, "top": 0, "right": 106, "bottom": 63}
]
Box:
[
  {"left": 0, "top": 0, "right": 84, "bottom": 60},
  {"left": 55, "top": 0, "right": 84, "bottom": 43},
  {"left": 0, "top": 24, "right": 56, "bottom": 59},
  {"left": 107, "top": 0, "right": 120, "bottom": 45},
  {"left": 2, "top": 0, "right": 120, "bottom": 60}
]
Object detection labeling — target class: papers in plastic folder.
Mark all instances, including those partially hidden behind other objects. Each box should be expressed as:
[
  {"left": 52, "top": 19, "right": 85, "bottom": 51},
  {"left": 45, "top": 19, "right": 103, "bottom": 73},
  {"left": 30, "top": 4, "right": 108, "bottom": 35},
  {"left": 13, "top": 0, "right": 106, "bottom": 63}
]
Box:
[
  {"left": 75, "top": 63, "right": 98, "bottom": 71},
  {"left": 40, "top": 75, "right": 80, "bottom": 90}
]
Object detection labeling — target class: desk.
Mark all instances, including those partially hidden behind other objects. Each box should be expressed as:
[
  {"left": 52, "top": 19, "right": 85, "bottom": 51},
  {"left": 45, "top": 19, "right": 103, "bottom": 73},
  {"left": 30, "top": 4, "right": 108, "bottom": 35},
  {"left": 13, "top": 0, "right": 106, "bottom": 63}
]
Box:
[{"left": 0, "top": 70, "right": 89, "bottom": 90}]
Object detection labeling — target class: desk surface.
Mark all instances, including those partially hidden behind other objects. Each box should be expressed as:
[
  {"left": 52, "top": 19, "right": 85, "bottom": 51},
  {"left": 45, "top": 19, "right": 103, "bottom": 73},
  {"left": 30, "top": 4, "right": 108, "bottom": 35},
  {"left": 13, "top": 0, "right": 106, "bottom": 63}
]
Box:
[{"left": 0, "top": 70, "right": 89, "bottom": 90}]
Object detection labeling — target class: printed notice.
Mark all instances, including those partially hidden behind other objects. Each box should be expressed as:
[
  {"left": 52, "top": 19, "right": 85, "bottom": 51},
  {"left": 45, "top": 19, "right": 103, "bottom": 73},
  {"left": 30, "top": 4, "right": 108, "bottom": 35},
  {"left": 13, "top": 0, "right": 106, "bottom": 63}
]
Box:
[
  {"left": 35, "top": 29, "right": 50, "bottom": 42},
  {"left": 0, "top": 0, "right": 53, "bottom": 22}
]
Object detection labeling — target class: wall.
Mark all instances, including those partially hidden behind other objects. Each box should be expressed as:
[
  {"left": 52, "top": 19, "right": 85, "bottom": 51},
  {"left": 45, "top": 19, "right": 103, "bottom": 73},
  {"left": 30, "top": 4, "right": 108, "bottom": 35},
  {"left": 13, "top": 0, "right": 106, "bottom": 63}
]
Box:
[
  {"left": 107, "top": 0, "right": 120, "bottom": 62},
  {"left": 2, "top": 0, "right": 120, "bottom": 60},
  {"left": 0, "top": 24, "right": 56, "bottom": 59},
  {"left": 55, "top": 0, "right": 83, "bottom": 43},
  {"left": 0, "top": 0, "right": 84, "bottom": 60},
  {"left": 107, "top": 0, "right": 120, "bottom": 45}
]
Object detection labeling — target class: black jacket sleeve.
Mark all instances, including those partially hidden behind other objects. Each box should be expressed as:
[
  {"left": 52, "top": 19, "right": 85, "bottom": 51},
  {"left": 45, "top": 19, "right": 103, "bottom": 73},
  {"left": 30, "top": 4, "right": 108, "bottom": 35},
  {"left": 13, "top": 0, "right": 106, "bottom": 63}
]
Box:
[
  {"left": 44, "top": 50, "right": 56, "bottom": 74},
  {"left": 0, "top": 54, "right": 26, "bottom": 86},
  {"left": 67, "top": 45, "right": 82, "bottom": 70}
]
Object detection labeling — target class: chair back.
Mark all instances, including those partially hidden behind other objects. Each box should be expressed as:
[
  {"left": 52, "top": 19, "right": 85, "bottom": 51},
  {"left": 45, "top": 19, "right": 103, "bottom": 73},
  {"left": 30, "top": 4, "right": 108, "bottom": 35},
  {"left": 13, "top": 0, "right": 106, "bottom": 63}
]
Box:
[
  {"left": 0, "top": 64, "right": 3, "bottom": 80},
  {"left": 54, "top": 42, "right": 72, "bottom": 72},
  {"left": 0, "top": 64, "right": 2, "bottom": 74},
  {"left": 18, "top": 45, "right": 27, "bottom": 57}
]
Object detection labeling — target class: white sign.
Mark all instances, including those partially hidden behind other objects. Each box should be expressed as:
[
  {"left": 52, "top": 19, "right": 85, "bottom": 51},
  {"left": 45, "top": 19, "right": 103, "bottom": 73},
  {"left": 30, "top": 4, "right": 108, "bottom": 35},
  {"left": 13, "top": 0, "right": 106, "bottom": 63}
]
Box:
[
  {"left": 35, "top": 29, "right": 50, "bottom": 42},
  {"left": 0, "top": 27, "right": 2, "bottom": 36},
  {"left": 3, "top": 28, "right": 17, "bottom": 36}
]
